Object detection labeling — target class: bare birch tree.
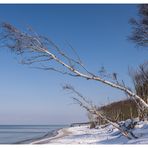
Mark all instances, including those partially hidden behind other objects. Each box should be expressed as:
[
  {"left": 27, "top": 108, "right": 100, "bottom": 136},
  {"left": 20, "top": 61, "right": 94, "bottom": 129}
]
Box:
[{"left": 0, "top": 22, "right": 148, "bottom": 110}]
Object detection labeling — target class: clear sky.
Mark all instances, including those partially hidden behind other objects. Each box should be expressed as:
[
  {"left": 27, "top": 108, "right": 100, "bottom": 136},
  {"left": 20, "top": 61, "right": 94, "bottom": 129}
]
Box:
[{"left": 0, "top": 4, "right": 147, "bottom": 125}]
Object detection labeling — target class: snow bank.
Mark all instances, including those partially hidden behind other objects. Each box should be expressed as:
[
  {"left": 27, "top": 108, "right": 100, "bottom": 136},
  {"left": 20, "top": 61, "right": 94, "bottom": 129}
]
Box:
[{"left": 49, "top": 120, "right": 148, "bottom": 144}]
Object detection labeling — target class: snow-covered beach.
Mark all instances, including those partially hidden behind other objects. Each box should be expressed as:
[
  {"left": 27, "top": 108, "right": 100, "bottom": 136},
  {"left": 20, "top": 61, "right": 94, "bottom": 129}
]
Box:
[{"left": 31, "top": 120, "right": 148, "bottom": 144}]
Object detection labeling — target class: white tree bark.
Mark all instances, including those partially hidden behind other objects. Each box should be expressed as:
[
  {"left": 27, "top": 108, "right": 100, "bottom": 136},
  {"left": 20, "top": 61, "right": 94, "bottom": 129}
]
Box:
[
  {"left": 1, "top": 22, "right": 148, "bottom": 110},
  {"left": 42, "top": 48, "right": 148, "bottom": 109}
]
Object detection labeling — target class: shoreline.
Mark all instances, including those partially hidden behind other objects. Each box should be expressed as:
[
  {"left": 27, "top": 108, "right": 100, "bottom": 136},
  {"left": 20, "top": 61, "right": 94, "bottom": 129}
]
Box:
[
  {"left": 15, "top": 129, "right": 59, "bottom": 144},
  {"left": 30, "top": 121, "right": 148, "bottom": 144},
  {"left": 31, "top": 127, "right": 71, "bottom": 144}
]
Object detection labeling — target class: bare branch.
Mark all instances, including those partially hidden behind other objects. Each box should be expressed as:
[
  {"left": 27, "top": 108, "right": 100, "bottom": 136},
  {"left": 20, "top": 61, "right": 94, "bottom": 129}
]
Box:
[
  {"left": 32, "top": 66, "right": 79, "bottom": 77},
  {"left": 0, "top": 22, "right": 148, "bottom": 109}
]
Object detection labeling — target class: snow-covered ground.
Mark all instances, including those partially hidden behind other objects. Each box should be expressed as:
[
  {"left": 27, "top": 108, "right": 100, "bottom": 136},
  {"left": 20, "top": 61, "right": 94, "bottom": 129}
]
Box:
[{"left": 48, "top": 120, "right": 148, "bottom": 144}]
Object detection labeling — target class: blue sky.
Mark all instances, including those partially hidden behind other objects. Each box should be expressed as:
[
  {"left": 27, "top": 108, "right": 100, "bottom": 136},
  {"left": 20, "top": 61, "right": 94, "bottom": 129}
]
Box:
[{"left": 0, "top": 4, "right": 147, "bottom": 125}]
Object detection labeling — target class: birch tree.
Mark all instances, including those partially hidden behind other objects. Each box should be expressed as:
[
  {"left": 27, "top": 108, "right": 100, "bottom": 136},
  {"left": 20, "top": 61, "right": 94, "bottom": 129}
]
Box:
[{"left": 0, "top": 22, "right": 148, "bottom": 110}]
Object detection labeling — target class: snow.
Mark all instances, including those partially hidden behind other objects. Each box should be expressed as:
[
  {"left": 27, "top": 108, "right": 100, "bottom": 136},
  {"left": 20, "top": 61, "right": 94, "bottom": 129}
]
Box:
[{"left": 49, "top": 120, "right": 148, "bottom": 144}]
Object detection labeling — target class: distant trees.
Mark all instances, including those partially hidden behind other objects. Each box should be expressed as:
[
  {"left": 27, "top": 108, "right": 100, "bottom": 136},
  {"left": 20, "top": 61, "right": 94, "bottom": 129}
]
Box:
[{"left": 97, "top": 99, "right": 139, "bottom": 124}]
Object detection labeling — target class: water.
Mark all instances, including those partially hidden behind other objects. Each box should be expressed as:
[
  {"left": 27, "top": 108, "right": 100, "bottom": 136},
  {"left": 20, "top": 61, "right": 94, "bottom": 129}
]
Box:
[{"left": 0, "top": 125, "right": 67, "bottom": 144}]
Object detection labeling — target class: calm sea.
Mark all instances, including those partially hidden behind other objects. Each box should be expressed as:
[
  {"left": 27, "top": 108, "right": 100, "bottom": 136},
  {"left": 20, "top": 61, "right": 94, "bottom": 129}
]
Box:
[{"left": 0, "top": 125, "right": 67, "bottom": 144}]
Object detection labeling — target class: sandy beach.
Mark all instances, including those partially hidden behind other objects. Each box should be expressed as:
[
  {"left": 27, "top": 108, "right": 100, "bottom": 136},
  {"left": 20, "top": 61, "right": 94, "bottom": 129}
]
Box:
[{"left": 31, "top": 128, "right": 72, "bottom": 144}]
